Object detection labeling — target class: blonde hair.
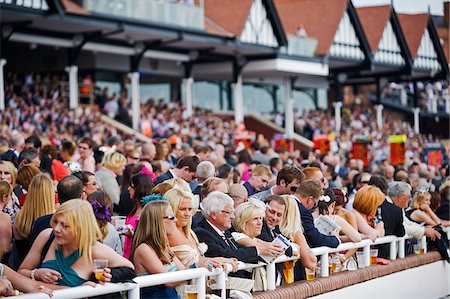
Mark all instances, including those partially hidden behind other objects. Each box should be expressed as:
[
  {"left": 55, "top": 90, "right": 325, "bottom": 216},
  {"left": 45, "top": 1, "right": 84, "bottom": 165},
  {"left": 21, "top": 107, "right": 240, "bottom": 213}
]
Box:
[
  {"left": 152, "top": 182, "right": 174, "bottom": 195},
  {"left": 279, "top": 195, "right": 302, "bottom": 240},
  {"left": 101, "top": 152, "right": 126, "bottom": 171},
  {"left": 131, "top": 200, "right": 174, "bottom": 264},
  {"left": 251, "top": 164, "right": 272, "bottom": 178},
  {"left": 165, "top": 188, "right": 194, "bottom": 237},
  {"left": 232, "top": 200, "right": 265, "bottom": 235},
  {"left": 353, "top": 185, "right": 385, "bottom": 217},
  {"left": 0, "top": 180, "right": 12, "bottom": 198},
  {"left": 166, "top": 178, "right": 191, "bottom": 192},
  {"left": 51, "top": 199, "right": 101, "bottom": 264},
  {"left": 410, "top": 191, "right": 431, "bottom": 210},
  {"left": 15, "top": 174, "right": 55, "bottom": 236},
  {"left": 0, "top": 160, "right": 17, "bottom": 186}
]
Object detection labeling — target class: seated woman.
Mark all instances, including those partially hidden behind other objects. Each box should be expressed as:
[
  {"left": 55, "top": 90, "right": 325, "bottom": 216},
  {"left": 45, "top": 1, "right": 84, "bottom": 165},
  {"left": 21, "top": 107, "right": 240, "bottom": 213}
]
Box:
[
  {"left": 407, "top": 190, "right": 450, "bottom": 227},
  {"left": 352, "top": 185, "right": 385, "bottom": 241},
  {"left": 279, "top": 195, "right": 317, "bottom": 284},
  {"left": 12, "top": 174, "right": 56, "bottom": 269},
  {"left": 123, "top": 173, "right": 153, "bottom": 259},
  {"left": 18, "top": 199, "right": 134, "bottom": 287},
  {"left": 87, "top": 191, "right": 123, "bottom": 255},
  {"left": 0, "top": 160, "right": 20, "bottom": 224},
  {"left": 0, "top": 181, "right": 12, "bottom": 258},
  {"left": 332, "top": 188, "right": 358, "bottom": 230},
  {"left": 313, "top": 189, "right": 362, "bottom": 261},
  {"left": 165, "top": 188, "right": 238, "bottom": 270},
  {"left": 131, "top": 198, "right": 186, "bottom": 299}
]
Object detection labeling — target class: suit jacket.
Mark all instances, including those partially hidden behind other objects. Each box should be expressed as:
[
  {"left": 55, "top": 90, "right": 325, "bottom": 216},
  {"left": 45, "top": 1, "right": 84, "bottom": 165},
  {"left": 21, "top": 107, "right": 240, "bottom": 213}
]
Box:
[
  {"left": 296, "top": 200, "right": 340, "bottom": 248},
  {"left": 377, "top": 199, "right": 405, "bottom": 258},
  {"left": 194, "top": 218, "right": 258, "bottom": 264},
  {"left": 154, "top": 171, "right": 174, "bottom": 185}
]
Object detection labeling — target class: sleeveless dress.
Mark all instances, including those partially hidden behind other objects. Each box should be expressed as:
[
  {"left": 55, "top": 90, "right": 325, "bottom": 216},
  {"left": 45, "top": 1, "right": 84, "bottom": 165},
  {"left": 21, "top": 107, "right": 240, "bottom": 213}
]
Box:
[
  {"left": 170, "top": 230, "right": 207, "bottom": 268},
  {"left": 40, "top": 249, "right": 86, "bottom": 287},
  {"left": 140, "top": 262, "right": 178, "bottom": 299},
  {"left": 123, "top": 214, "right": 140, "bottom": 258}
]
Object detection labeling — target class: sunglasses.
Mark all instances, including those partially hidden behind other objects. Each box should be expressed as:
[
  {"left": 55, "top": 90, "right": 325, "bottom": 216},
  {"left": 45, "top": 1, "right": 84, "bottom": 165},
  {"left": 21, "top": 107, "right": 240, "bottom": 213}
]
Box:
[
  {"left": 163, "top": 214, "right": 176, "bottom": 220},
  {"left": 287, "top": 183, "right": 298, "bottom": 193}
]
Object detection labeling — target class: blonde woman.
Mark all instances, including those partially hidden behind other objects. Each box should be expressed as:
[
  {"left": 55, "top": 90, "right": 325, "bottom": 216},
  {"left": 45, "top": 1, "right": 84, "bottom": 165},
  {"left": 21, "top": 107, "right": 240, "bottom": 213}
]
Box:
[
  {"left": 0, "top": 160, "right": 19, "bottom": 223},
  {"left": 165, "top": 188, "right": 237, "bottom": 270},
  {"left": 11, "top": 174, "right": 56, "bottom": 269},
  {"left": 131, "top": 199, "right": 184, "bottom": 299},
  {"left": 95, "top": 152, "right": 126, "bottom": 207},
  {"left": 407, "top": 190, "right": 450, "bottom": 227},
  {"left": 19, "top": 199, "right": 133, "bottom": 287},
  {"left": 279, "top": 195, "right": 317, "bottom": 282},
  {"left": 0, "top": 181, "right": 12, "bottom": 256},
  {"left": 353, "top": 185, "right": 385, "bottom": 241}
]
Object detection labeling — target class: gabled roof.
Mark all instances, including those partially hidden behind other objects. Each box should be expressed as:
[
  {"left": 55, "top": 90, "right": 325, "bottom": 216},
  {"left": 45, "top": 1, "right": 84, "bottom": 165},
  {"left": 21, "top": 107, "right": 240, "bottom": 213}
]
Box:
[
  {"left": 356, "top": 5, "right": 391, "bottom": 52},
  {"left": 205, "top": 17, "right": 234, "bottom": 38},
  {"left": 204, "top": 0, "right": 253, "bottom": 37},
  {"left": 274, "top": 0, "right": 347, "bottom": 56},
  {"left": 397, "top": 13, "right": 429, "bottom": 59}
]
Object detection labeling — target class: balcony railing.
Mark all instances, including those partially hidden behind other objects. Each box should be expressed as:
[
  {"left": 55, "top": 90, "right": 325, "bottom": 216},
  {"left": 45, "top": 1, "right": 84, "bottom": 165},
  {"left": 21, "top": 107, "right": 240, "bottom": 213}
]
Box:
[
  {"left": 283, "top": 34, "right": 318, "bottom": 57},
  {"left": 83, "top": 0, "right": 205, "bottom": 30}
]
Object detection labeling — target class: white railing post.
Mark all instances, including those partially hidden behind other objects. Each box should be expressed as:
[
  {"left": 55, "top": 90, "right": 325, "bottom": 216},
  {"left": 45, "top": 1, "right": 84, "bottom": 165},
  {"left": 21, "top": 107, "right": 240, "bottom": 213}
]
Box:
[
  {"left": 195, "top": 274, "right": 207, "bottom": 299},
  {"left": 398, "top": 237, "right": 405, "bottom": 259},
  {"left": 320, "top": 253, "right": 329, "bottom": 278},
  {"left": 389, "top": 239, "right": 397, "bottom": 260},
  {"left": 216, "top": 271, "right": 227, "bottom": 299},
  {"left": 363, "top": 244, "right": 371, "bottom": 268},
  {"left": 127, "top": 284, "right": 140, "bottom": 299},
  {"left": 421, "top": 235, "right": 427, "bottom": 254},
  {"left": 266, "top": 262, "right": 277, "bottom": 290}
]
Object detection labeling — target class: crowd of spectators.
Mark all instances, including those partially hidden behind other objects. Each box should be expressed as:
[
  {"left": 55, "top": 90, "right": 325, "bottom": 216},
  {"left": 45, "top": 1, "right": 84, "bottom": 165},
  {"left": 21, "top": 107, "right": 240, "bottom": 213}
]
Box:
[{"left": 0, "top": 72, "right": 449, "bottom": 297}]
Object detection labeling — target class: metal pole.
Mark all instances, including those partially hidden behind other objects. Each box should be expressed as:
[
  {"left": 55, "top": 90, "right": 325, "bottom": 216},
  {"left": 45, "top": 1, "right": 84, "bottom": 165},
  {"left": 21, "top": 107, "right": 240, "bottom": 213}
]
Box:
[
  {"left": 0, "top": 59, "right": 6, "bottom": 111},
  {"left": 128, "top": 72, "right": 141, "bottom": 131},
  {"left": 184, "top": 77, "right": 194, "bottom": 117},
  {"left": 334, "top": 101, "right": 343, "bottom": 133},
  {"left": 66, "top": 65, "right": 79, "bottom": 109}
]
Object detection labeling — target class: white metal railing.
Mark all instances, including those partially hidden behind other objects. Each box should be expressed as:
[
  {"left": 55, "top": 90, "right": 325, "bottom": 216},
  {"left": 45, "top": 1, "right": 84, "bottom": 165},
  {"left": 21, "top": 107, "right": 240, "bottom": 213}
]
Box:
[{"left": 11, "top": 235, "right": 431, "bottom": 298}]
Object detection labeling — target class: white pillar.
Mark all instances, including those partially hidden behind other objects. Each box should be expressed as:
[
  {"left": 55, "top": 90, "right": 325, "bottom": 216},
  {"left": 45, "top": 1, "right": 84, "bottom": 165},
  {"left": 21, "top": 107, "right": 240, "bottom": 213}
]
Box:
[
  {"left": 128, "top": 72, "right": 141, "bottom": 131},
  {"left": 400, "top": 88, "right": 407, "bottom": 106},
  {"left": 0, "top": 59, "right": 6, "bottom": 111},
  {"left": 334, "top": 101, "right": 343, "bottom": 133},
  {"left": 413, "top": 107, "right": 420, "bottom": 134},
  {"left": 65, "top": 65, "right": 78, "bottom": 109},
  {"left": 375, "top": 104, "right": 384, "bottom": 129},
  {"left": 284, "top": 78, "right": 294, "bottom": 139},
  {"left": 445, "top": 95, "right": 450, "bottom": 114},
  {"left": 182, "top": 77, "right": 194, "bottom": 117},
  {"left": 430, "top": 96, "right": 438, "bottom": 113},
  {"left": 233, "top": 74, "right": 244, "bottom": 125}
]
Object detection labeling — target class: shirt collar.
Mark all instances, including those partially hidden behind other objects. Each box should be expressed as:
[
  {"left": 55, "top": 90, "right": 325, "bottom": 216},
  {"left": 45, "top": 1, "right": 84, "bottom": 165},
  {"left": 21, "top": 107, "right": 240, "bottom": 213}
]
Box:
[
  {"left": 206, "top": 219, "right": 225, "bottom": 237},
  {"left": 169, "top": 169, "right": 178, "bottom": 179}
]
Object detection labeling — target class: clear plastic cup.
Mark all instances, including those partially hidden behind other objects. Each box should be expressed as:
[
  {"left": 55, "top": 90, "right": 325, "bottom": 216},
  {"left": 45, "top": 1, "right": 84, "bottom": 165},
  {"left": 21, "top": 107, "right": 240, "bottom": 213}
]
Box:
[
  {"left": 93, "top": 259, "right": 108, "bottom": 281},
  {"left": 356, "top": 252, "right": 366, "bottom": 269},
  {"left": 306, "top": 267, "right": 316, "bottom": 281},
  {"left": 184, "top": 285, "right": 198, "bottom": 299},
  {"left": 370, "top": 249, "right": 378, "bottom": 266}
]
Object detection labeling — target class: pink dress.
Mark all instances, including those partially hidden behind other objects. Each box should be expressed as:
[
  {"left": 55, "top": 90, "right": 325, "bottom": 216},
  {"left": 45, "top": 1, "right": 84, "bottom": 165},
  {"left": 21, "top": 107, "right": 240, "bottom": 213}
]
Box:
[{"left": 123, "top": 214, "right": 140, "bottom": 258}]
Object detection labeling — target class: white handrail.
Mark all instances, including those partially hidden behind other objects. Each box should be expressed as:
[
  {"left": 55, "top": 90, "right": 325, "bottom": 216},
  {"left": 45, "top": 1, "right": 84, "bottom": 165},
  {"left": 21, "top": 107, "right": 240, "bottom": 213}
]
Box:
[{"left": 10, "top": 235, "right": 427, "bottom": 298}]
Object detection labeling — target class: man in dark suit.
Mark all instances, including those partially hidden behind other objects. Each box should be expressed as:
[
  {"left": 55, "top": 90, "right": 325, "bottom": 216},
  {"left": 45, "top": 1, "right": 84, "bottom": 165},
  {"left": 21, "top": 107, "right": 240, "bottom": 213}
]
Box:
[
  {"left": 194, "top": 191, "right": 284, "bottom": 269},
  {"left": 154, "top": 155, "right": 200, "bottom": 185},
  {"left": 369, "top": 175, "right": 405, "bottom": 259},
  {"left": 294, "top": 179, "right": 340, "bottom": 248}
]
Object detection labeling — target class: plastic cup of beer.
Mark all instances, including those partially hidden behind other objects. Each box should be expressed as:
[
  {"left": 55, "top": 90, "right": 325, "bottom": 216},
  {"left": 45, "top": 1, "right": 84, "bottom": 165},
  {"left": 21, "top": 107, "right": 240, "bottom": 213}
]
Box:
[
  {"left": 370, "top": 249, "right": 378, "bottom": 266},
  {"left": 414, "top": 244, "right": 424, "bottom": 255},
  {"left": 356, "top": 252, "right": 366, "bottom": 269},
  {"left": 94, "top": 259, "right": 108, "bottom": 281},
  {"left": 306, "top": 267, "right": 315, "bottom": 281},
  {"left": 184, "top": 285, "right": 198, "bottom": 299}
]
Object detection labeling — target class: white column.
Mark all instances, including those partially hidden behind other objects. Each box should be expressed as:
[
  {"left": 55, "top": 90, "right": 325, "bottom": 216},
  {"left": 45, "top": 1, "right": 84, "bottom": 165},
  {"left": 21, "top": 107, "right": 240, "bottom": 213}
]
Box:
[
  {"left": 128, "top": 72, "right": 141, "bottom": 131},
  {"left": 430, "top": 96, "right": 438, "bottom": 113},
  {"left": 284, "top": 78, "right": 294, "bottom": 139},
  {"left": 0, "top": 59, "right": 6, "bottom": 111},
  {"left": 334, "top": 101, "right": 343, "bottom": 133},
  {"left": 445, "top": 95, "right": 450, "bottom": 114},
  {"left": 65, "top": 65, "right": 78, "bottom": 109},
  {"left": 375, "top": 104, "right": 384, "bottom": 129},
  {"left": 182, "top": 77, "right": 194, "bottom": 117},
  {"left": 413, "top": 107, "right": 420, "bottom": 134},
  {"left": 400, "top": 88, "right": 407, "bottom": 106},
  {"left": 232, "top": 74, "right": 244, "bottom": 125}
]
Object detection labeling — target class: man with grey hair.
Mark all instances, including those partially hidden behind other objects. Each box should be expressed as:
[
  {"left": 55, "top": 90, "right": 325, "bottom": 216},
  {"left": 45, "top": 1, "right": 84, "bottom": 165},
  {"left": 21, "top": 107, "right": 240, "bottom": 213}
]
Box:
[
  {"left": 194, "top": 191, "right": 259, "bottom": 264},
  {"left": 193, "top": 161, "right": 216, "bottom": 196},
  {"left": 388, "top": 181, "right": 440, "bottom": 241},
  {"left": 140, "top": 142, "right": 156, "bottom": 161}
]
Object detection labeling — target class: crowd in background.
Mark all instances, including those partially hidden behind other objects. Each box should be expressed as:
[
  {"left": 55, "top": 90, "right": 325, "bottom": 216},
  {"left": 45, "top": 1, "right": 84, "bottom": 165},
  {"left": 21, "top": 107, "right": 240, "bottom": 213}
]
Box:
[{"left": 0, "top": 72, "right": 449, "bottom": 297}]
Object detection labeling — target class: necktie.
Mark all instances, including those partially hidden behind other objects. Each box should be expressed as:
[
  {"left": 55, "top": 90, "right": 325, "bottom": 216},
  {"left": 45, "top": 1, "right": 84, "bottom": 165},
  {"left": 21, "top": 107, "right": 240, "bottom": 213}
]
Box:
[{"left": 222, "top": 235, "right": 238, "bottom": 250}]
